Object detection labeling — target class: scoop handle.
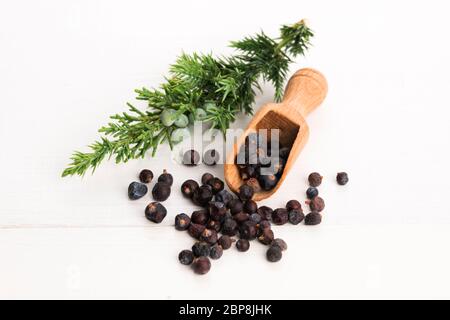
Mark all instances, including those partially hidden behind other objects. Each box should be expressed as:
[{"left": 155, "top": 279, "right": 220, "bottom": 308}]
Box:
[{"left": 282, "top": 68, "right": 328, "bottom": 117}]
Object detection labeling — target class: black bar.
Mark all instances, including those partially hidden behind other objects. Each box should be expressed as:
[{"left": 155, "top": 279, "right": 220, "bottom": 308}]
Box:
[{"left": 0, "top": 300, "right": 449, "bottom": 318}]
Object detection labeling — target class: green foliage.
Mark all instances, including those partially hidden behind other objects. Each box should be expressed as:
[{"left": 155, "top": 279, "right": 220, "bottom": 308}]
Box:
[
  {"left": 279, "top": 20, "right": 314, "bottom": 57},
  {"left": 63, "top": 20, "right": 314, "bottom": 177}
]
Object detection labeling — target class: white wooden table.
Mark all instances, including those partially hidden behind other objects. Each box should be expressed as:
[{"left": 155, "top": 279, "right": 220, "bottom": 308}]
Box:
[{"left": 1, "top": 0, "right": 450, "bottom": 299}]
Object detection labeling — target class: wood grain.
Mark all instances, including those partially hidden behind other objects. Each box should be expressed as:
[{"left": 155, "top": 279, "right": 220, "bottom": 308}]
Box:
[{"left": 224, "top": 68, "right": 328, "bottom": 201}]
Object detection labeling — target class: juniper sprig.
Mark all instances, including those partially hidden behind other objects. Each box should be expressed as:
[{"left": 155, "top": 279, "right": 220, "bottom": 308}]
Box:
[{"left": 62, "top": 20, "right": 313, "bottom": 177}]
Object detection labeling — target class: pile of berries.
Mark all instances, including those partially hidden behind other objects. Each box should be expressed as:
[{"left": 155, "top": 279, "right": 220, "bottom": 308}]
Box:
[
  {"left": 175, "top": 171, "right": 321, "bottom": 275},
  {"left": 235, "top": 132, "right": 290, "bottom": 191},
  {"left": 127, "top": 158, "right": 348, "bottom": 275}
]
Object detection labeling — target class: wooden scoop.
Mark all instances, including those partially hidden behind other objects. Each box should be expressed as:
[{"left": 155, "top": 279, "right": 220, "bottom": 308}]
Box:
[{"left": 224, "top": 68, "right": 328, "bottom": 201}]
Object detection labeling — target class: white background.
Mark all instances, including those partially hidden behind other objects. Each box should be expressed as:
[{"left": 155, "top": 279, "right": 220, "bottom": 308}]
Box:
[{"left": 1, "top": 0, "right": 450, "bottom": 299}]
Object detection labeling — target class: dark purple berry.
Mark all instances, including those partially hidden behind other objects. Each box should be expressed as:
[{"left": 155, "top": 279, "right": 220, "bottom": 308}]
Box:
[
  {"left": 233, "top": 212, "right": 250, "bottom": 223},
  {"left": 208, "top": 201, "right": 227, "bottom": 221},
  {"left": 192, "top": 241, "right": 211, "bottom": 257},
  {"left": 183, "top": 149, "right": 200, "bottom": 166},
  {"left": 249, "top": 213, "right": 262, "bottom": 224},
  {"left": 286, "top": 200, "right": 302, "bottom": 212},
  {"left": 257, "top": 206, "right": 273, "bottom": 220},
  {"left": 191, "top": 209, "right": 209, "bottom": 225},
  {"left": 218, "top": 235, "right": 233, "bottom": 250},
  {"left": 308, "top": 172, "right": 323, "bottom": 187},
  {"left": 203, "top": 149, "right": 220, "bottom": 166},
  {"left": 178, "top": 250, "right": 194, "bottom": 265},
  {"left": 257, "top": 220, "right": 271, "bottom": 237},
  {"left": 200, "top": 228, "right": 218, "bottom": 245},
  {"left": 128, "top": 182, "right": 148, "bottom": 200},
  {"left": 243, "top": 200, "right": 258, "bottom": 214},
  {"left": 272, "top": 208, "right": 288, "bottom": 225},
  {"left": 266, "top": 245, "right": 282, "bottom": 262},
  {"left": 258, "top": 174, "right": 278, "bottom": 191},
  {"left": 240, "top": 166, "right": 257, "bottom": 180},
  {"left": 188, "top": 223, "right": 205, "bottom": 239},
  {"left": 224, "top": 211, "right": 233, "bottom": 220},
  {"left": 306, "top": 187, "right": 319, "bottom": 199},
  {"left": 245, "top": 178, "right": 262, "bottom": 193},
  {"left": 214, "top": 189, "right": 234, "bottom": 206},
  {"left": 259, "top": 220, "right": 271, "bottom": 229},
  {"left": 157, "top": 169, "right": 173, "bottom": 186},
  {"left": 236, "top": 239, "right": 250, "bottom": 252},
  {"left": 145, "top": 202, "right": 167, "bottom": 223},
  {"left": 192, "top": 257, "right": 211, "bottom": 275},
  {"left": 201, "top": 173, "right": 214, "bottom": 185},
  {"left": 208, "top": 177, "right": 224, "bottom": 194},
  {"left": 337, "top": 172, "right": 349, "bottom": 185},
  {"left": 228, "top": 199, "right": 244, "bottom": 215},
  {"left": 152, "top": 182, "right": 171, "bottom": 201},
  {"left": 308, "top": 197, "right": 325, "bottom": 212},
  {"left": 258, "top": 228, "right": 274, "bottom": 245},
  {"left": 139, "top": 169, "right": 154, "bottom": 183},
  {"left": 174, "top": 213, "right": 191, "bottom": 231},
  {"left": 192, "top": 185, "right": 213, "bottom": 206},
  {"left": 239, "top": 221, "right": 257, "bottom": 240},
  {"left": 181, "top": 179, "right": 199, "bottom": 198},
  {"left": 288, "top": 209, "right": 305, "bottom": 225},
  {"left": 305, "top": 211, "right": 322, "bottom": 225},
  {"left": 221, "top": 218, "right": 238, "bottom": 236},
  {"left": 272, "top": 238, "right": 288, "bottom": 251},
  {"left": 209, "top": 245, "right": 223, "bottom": 260},
  {"left": 206, "top": 219, "right": 222, "bottom": 233},
  {"left": 238, "top": 184, "right": 254, "bottom": 201}
]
